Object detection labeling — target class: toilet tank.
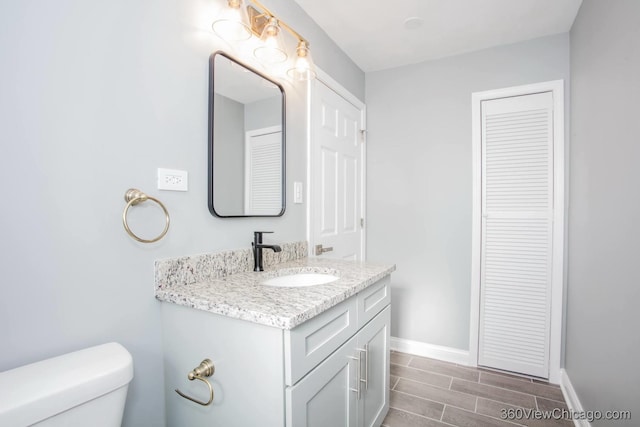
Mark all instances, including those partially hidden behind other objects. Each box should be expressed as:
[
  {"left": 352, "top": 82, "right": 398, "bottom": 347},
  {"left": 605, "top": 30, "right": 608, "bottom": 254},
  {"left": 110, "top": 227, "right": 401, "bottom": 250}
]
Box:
[{"left": 0, "top": 342, "right": 133, "bottom": 427}]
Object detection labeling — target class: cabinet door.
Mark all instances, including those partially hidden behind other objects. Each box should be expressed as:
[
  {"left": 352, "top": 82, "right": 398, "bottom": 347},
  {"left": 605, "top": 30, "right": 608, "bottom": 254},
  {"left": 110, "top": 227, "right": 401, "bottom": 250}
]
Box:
[
  {"left": 286, "top": 335, "right": 358, "bottom": 427},
  {"left": 358, "top": 306, "right": 390, "bottom": 427}
]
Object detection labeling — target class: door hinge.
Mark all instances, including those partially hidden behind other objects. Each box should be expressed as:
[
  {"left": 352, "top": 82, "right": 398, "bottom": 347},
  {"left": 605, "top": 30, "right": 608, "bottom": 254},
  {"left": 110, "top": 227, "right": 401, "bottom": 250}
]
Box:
[
  {"left": 360, "top": 218, "right": 364, "bottom": 228},
  {"left": 360, "top": 129, "right": 366, "bottom": 142}
]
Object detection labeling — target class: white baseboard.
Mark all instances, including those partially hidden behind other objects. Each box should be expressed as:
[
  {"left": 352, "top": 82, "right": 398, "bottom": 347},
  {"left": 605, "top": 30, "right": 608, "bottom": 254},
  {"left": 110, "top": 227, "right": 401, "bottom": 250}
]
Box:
[
  {"left": 390, "top": 337, "right": 470, "bottom": 365},
  {"left": 560, "top": 369, "right": 591, "bottom": 427}
]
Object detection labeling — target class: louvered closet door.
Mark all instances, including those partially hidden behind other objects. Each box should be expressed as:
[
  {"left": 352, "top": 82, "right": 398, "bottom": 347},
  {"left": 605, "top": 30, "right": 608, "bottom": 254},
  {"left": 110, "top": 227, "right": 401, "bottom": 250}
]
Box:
[
  {"left": 245, "top": 127, "right": 282, "bottom": 215},
  {"left": 479, "top": 92, "right": 554, "bottom": 378}
]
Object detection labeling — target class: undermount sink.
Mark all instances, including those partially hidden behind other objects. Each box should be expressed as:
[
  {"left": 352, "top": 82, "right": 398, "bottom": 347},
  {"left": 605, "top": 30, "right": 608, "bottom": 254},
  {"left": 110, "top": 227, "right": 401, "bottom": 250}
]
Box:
[{"left": 262, "top": 273, "right": 339, "bottom": 287}]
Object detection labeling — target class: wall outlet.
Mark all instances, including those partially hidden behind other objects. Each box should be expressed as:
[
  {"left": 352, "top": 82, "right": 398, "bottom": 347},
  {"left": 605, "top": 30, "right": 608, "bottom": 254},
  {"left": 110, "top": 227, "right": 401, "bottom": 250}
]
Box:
[{"left": 158, "top": 168, "right": 188, "bottom": 191}]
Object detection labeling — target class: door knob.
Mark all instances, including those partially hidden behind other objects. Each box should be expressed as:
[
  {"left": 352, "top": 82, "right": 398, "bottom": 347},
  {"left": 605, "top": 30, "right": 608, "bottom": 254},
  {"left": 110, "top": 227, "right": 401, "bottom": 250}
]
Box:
[{"left": 315, "top": 244, "right": 334, "bottom": 256}]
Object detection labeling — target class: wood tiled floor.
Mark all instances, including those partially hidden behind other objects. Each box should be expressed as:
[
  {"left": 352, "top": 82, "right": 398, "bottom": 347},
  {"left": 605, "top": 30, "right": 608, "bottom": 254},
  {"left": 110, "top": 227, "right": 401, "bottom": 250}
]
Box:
[{"left": 382, "top": 351, "right": 572, "bottom": 427}]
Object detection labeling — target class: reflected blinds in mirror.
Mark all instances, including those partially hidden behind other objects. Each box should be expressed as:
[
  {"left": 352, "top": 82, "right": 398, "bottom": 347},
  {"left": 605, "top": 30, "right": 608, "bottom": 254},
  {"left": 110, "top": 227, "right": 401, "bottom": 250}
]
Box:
[{"left": 245, "top": 127, "right": 283, "bottom": 215}]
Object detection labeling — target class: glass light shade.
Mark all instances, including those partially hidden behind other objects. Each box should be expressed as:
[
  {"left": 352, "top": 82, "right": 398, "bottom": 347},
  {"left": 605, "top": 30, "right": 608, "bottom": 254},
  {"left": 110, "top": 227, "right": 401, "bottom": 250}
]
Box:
[
  {"left": 287, "top": 41, "right": 317, "bottom": 81},
  {"left": 212, "top": 0, "right": 252, "bottom": 41},
  {"left": 254, "top": 18, "right": 288, "bottom": 64}
]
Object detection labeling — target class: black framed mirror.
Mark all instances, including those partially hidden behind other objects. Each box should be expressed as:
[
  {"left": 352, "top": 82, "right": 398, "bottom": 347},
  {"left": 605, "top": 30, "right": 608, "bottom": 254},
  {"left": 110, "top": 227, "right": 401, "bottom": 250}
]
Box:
[{"left": 208, "top": 51, "right": 286, "bottom": 217}]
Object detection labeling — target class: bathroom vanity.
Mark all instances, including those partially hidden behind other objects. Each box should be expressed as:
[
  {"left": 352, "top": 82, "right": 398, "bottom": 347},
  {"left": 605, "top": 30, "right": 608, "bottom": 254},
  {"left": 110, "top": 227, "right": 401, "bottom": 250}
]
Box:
[{"left": 156, "top": 255, "right": 394, "bottom": 427}]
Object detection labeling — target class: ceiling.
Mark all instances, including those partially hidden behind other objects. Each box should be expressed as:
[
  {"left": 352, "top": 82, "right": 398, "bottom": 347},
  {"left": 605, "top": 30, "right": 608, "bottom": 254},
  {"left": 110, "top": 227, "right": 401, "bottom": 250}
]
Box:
[{"left": 293, "top": 0, "right": 582, "bottom": 72}]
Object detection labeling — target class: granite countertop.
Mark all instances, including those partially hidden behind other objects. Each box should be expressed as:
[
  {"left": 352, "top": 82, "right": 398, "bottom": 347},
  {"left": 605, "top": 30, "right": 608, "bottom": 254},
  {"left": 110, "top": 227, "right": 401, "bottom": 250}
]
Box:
[{"left": 155, "top": 257, "right": 395, "bottom": 330}]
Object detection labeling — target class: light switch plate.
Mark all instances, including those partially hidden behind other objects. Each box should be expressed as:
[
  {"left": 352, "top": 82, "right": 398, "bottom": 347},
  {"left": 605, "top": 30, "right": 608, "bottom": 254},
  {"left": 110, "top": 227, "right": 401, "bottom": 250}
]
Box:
[{"left": 293, "top": 181, "right": 303, "bottom": 204}]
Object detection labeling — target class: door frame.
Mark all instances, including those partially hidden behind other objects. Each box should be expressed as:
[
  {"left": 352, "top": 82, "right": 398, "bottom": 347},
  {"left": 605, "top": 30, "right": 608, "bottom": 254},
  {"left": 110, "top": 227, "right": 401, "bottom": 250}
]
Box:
[
  {"left": 307, "top": 67, "right": 367, "bottom": 260},
  {"left": 469, "top": 80, "right": 565, "bottom": 383}
]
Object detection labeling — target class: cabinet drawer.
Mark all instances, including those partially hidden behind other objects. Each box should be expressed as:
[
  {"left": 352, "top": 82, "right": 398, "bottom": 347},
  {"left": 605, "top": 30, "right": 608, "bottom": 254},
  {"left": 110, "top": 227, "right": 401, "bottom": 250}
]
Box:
[
  {"left": 285, "top": 297, "right": 358, "bottom": 385},
  {"left": 357, "top": 275, "right": 391, "bottom": 329}
]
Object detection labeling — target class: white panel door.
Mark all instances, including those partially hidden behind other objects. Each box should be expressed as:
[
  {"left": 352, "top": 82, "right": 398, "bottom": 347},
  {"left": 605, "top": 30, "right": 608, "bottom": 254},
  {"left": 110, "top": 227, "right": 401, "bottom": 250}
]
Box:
[
  {"left": 311, "top": 81, "right": 363, "bottom": 260},
  {"left": 478, "top": 92, "right": 554, "bottom": 378}
]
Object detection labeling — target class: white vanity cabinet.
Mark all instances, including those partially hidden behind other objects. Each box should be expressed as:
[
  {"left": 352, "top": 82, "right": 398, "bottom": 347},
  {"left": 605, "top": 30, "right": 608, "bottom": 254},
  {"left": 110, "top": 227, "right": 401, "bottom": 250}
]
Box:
[
  {"left": 161, "top": 274, "right": 391, "bottom": 427},
  {"left": 287, "top": 306, "right": 390, "bottom": 427}
]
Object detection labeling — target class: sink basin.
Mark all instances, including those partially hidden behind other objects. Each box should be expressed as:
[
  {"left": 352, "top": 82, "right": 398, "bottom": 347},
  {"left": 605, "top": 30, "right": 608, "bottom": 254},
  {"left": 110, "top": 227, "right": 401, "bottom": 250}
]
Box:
[{"left": 262, "top": 273, "right": 339, "bottom": 287}]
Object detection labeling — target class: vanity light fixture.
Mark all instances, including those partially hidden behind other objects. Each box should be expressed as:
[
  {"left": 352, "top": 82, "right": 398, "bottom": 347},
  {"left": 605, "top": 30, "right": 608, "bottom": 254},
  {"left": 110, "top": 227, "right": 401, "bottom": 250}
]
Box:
[
  {"left": 254, "top": 17, "right": 288, "bottom": 63},
  {"left": 287, "top": 40, "right": 316, "bottom": 81},
  {"left": 211, "top": 0, "right": 252, "bottom": 41},
  {"left": 212, "top": 0, "right": 317, "bottom": 80}
]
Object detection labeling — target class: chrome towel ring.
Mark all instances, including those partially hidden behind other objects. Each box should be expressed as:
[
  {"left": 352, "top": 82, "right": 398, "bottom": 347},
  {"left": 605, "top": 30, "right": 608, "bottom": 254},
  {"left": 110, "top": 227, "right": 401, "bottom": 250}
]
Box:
[{"left": 122, "top": 188, "right": 170, "bottom": 243}]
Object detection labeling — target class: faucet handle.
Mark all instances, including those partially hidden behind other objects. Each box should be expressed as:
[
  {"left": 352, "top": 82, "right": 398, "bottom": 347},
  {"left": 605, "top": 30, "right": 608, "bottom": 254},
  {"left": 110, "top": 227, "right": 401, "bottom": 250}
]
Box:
[{"left": 253, "top": 231, "right": 274, "bottom": 244}]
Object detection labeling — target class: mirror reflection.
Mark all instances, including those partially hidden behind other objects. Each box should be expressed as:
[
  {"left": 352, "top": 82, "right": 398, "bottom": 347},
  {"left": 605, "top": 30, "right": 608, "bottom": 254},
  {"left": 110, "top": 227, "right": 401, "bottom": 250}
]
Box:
[{"left": 208, "top": 51, "right": 286, "bottom": 217}]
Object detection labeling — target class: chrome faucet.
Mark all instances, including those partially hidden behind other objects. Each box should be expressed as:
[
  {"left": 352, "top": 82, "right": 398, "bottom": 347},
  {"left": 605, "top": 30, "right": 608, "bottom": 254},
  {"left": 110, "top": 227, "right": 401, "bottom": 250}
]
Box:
[{"left": 252, "top": 231, "right": 282, "bottom": 272}]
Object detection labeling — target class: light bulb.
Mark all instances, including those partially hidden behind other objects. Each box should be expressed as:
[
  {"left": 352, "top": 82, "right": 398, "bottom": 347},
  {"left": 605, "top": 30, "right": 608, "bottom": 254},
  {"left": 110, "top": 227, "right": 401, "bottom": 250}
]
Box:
[
  {"left": 287, "top": 40, "right": 316, "bottom": 81},
  {"left": 212, "top": 0, "right": 252, "bottom": 41},
  {"left": 254, "top": 18, "right": 287, "bottom": 64}
]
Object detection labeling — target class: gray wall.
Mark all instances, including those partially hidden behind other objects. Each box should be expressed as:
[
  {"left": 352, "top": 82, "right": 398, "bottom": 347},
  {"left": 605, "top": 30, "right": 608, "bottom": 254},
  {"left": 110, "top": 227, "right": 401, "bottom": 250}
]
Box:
[
  {"left": 566, "top": 0, "right": 640, "bottom": 424},
  {"left": 0, "top": 0, "right": 363, "bottom": 425},
  {"left": 213, "top": 94, "right": 245, "bottom": 215},
  {"left": 245, "top": 96, "right": 282, "bottom": 131},
  {"left": 254, "top": 0, "right": 364, "bottom": 102},
  {"left": 366, "top": 34, "right": 570, "bottom": 350}
]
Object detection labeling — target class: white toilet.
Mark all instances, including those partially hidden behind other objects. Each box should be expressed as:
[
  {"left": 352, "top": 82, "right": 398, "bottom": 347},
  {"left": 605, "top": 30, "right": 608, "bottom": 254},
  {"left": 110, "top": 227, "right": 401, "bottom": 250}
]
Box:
[{"left": 0, "top": 342, "right": 133, "bottom": 427}]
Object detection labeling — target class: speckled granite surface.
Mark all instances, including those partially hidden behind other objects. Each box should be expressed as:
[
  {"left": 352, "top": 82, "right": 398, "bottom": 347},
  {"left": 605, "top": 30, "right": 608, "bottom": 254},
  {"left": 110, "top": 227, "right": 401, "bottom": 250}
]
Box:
[
  {"left": 154, "top": 241, "right": 308, "bottom": 289},
  {"left": 155, "top": 255, "right": 395, "bottom": 330}
]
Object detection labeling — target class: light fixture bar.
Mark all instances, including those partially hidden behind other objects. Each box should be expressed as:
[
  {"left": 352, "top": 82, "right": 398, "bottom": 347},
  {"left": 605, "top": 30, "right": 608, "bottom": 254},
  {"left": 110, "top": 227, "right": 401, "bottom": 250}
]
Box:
[
  {"left": 247, "top": 0, "right": 309, "bottom": 45},
  {"left": 212, "top": 0, "right": 316, "bottom": 80}
]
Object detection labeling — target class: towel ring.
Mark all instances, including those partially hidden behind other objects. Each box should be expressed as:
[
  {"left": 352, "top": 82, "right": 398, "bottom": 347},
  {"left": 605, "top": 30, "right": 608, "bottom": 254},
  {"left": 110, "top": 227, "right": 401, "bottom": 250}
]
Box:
[{"left": 122, "top": 188, "right": 170, "bottom": 243}]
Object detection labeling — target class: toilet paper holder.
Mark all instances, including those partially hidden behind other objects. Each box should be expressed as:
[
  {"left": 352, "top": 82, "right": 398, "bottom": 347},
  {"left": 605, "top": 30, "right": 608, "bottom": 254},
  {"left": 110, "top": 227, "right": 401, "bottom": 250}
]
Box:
[{"left": 175, "top": 359, "right": 215, "bottom": 406}]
